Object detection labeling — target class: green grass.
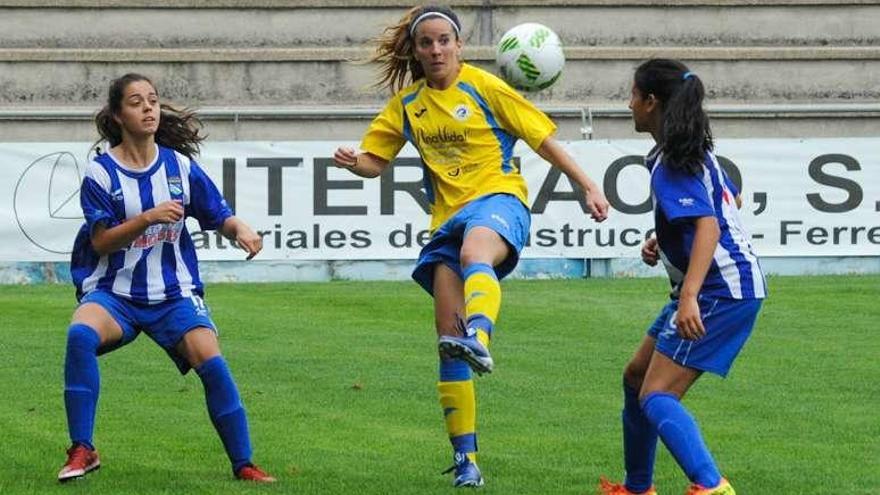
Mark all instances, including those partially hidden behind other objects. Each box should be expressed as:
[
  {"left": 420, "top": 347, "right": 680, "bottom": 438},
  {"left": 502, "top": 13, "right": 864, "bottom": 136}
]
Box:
[{"left": 0, "top": 275, "right": 877, "bottom": 494}]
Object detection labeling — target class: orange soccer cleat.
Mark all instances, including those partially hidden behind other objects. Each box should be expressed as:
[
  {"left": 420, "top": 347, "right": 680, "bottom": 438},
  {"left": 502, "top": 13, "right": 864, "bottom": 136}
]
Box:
[
  {"left": 599, "top": 476, "right": 658, "bottom": 495},
  {"left": 235, "top": 464, "right": 277, "bottom": 483},
  {"left": 57, "top": 444, "right": 101, "bottom": 482}
]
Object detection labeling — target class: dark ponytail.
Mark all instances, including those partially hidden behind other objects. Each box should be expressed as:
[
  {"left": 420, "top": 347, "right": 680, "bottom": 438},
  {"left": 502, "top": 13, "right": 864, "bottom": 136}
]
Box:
[
  {"left": 634, "top": 59, "right": 713, "bottom": 175},
  {"left": 94, "top": 73, "right": 205, "bottom": 159}
]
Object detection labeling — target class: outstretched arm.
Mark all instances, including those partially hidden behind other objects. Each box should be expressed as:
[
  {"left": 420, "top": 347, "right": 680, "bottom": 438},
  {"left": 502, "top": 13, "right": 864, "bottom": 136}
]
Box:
[
  {"left": 333, "top": 147, "right": 390, "bottom": 178},
  {"left": 219, "top": 216, "right": 263, "bottom": 260},
  {"left": 536, "top": 137, "right": 609, "bottom": 222}
]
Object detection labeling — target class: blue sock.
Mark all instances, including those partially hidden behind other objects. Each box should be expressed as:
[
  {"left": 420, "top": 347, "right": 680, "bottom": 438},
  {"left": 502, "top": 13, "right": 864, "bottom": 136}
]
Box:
[
  {"left": 64, "top": 324, "right": 101, "bottom": 451},
  {"left": 622, "top": 382, "right": 657, "bottom": 492},
  {"left": 196, "top": 356, "right": 253, "bottom": 473},
  {"left": 641, "top": 392, "right": 721, "bottom": 488}
]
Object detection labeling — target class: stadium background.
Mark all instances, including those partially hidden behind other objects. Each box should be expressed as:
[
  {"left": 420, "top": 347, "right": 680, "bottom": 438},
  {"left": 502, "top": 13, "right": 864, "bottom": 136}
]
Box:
[{"left": 0, "top": 2, "right": 877, "bottom": 494}]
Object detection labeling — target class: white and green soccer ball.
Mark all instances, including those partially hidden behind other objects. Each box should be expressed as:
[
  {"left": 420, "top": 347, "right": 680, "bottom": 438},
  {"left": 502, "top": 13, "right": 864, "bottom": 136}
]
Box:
[{"left": 495, "top": 23, "right": 565, "bottom": 92}]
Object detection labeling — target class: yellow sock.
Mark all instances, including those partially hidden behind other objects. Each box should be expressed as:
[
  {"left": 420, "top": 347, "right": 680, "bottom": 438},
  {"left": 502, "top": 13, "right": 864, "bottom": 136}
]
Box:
[
  {"left": 463, "top": 263, "right": 501, "bottom": 339},
  {"left": 438, "top": 360, "right": 477, "bottom": 458}
]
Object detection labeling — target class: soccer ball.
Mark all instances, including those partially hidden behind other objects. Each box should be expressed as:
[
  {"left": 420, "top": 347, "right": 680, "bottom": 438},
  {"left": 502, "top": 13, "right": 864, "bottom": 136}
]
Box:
[{"left": 495, "top": 23, "right": 565, "bottom": 92}]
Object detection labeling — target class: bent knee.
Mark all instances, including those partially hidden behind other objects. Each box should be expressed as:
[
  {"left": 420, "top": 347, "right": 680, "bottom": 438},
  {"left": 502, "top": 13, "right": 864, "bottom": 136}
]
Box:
[
  {"left": 623, "top": 362, "right": 647, "bottom": 390},
  {"left": 67, "top": 323, "right": 101, "bottom": 349}
]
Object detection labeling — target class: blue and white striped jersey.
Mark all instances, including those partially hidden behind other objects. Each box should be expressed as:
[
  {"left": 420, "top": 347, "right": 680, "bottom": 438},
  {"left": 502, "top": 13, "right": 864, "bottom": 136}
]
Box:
[
  {"left": 648, "top": 148, "right": 767, "bottom": 300},
  {"left": 71, "top": 144, "right": 232, "bottom": 303}
]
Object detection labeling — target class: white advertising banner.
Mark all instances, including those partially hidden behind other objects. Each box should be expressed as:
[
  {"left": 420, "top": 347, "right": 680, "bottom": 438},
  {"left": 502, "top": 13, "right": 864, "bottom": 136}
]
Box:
[{"left": 2, "top": 139, "right": 878, "bottom": 262}]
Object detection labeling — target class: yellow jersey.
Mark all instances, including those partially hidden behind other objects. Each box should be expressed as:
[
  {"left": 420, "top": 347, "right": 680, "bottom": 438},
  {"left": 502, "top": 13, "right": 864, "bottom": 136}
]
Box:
[{"left": 361, "top": 63, "right": 557, "bottom": 232}]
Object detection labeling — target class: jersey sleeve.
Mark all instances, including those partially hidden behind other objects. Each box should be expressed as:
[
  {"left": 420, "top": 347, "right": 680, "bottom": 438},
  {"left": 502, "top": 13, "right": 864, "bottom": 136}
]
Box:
[
  {"left": 653, "top": 165, "right": 716, "bottom": 222},
  {"left": 360, "top": 96, "right": 407, "bottom": 162},
  {"left": 186, "top": 160, "right": 234, "bottom": 231},
  {"left": 485, "top": 76, "right": 557, "bottom": 150},
  {"left": 80, "top": 176, "right": 119, "bottom": 232}
]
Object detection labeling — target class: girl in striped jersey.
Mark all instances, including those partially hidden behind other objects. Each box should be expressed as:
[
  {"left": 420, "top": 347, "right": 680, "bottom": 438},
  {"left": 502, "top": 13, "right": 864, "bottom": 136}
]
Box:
[
  {"left": 58, "top": 74, "right": 274, "bottom": 483},
  {"left": 599, "top": 59, "right": 766, "bottom": 495}
]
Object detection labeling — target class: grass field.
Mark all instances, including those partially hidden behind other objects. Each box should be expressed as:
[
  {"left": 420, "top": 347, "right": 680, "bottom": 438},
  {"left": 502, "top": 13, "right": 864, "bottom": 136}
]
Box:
[{"left": 0, "top": 275, "right": 877, "bottom": 494}]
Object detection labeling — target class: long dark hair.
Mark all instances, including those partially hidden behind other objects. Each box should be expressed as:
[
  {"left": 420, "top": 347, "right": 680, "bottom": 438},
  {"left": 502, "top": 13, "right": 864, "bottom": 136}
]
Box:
[
  {"left": 94, "top": 73, "right": 205, "bottom": 159},
  {"left": 368, "top": 5, "right": 462, "bottom": 93},
  {"left": 634, "top": 59, "right": 713, "bottom": 175}
]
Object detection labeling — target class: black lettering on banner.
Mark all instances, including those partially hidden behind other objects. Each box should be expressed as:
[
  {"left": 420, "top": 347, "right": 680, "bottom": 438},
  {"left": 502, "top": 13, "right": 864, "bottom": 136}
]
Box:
[
  {"left": 389, "top": 223, "right": 431, "bottom": 248},
  {"left": 535, "top": 228, "right": 557, "bottom": 247},
  {"left": 191, "top": 231, "right": 208, "bottom": 249},
  {"left": 603, "top": 155, "right": 651, "bottom": 214},
  {"left": 620, "top": 228, "right": 642, "bottom": 247},
  {"left": 417, "top": 228, "right": 432, "bottom": 247},
  {"left": 806, "top": 227, "right": 828, "bottom": 245},
  {"left": 389, "top": 223, "right": 414, "bottom": 248},
  {"left": 531, "top": 167, "right": 589, "bottom": 214},
  {"left": 222, "top": 158, "right": 236, "bottom": 211},
  {"left": 350, "top": 230, "right": 372, "bottom": 248},
  {"left": 806, "top": 154, "right": 863, "bottom": 213},
  {"left": 246, "top": 157, "right": 303, "bottom": 215},
  {"left": 314, "top": 158, "right": 367, "bottom": 216},
  {"left": 780, "top": 220, "right": 802, "bottom": 245},
  {"left": 287, "top": 230, "right": 307, "bottom": 249},
  {"left": 325, "top": 230, "right": 347, "bottom": 248},
  {"left": 381, "top": 158, "right": 430, "bottom": 214}
]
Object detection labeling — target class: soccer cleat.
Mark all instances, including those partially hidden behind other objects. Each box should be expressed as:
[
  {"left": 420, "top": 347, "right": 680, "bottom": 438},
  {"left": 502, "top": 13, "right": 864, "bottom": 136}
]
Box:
[
  {"left": 57, "top": 444, "right": 100, "bottom": 482},
  {"left": 442, "top": 452, "right": 484, "bottom": 488},
  {"left": 685, "top": 477, "right": 735, "bottom": 495},
  {"left": 438, "top": 335, "right": 493, "bottom": 375},
  {"left": 598, "top": 476, "right": 658, "bottom": 495},
  {"left": 235, "top": 464, "right": 277, "bottom": 483}
]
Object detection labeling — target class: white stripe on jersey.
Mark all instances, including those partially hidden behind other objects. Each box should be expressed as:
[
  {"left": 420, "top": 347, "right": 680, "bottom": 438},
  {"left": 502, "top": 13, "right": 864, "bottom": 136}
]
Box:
[
  {"left": 144, "top": 166, "right": 171, "bottom": 302},
  {"left": 85, "top": 161, "right": 112, "bottom": 191},
  {"left": 700, "top": 163, "right": 748, "bottom": 298},
  {"left": 119, "top": 171, "right": 143, "bottom": 224},
  {"left": 706, "top": 155, "right": 765, "bottom": 298},
  {"left": 174, "top": 151, "right": 194, "bottom": 206},
  {"left": 144, "top": 241, "right": 166, "bottom": 302},
  {"left": 111, "top": 248, "right": 140, "bottom": 298},
  {"left": 174, "top": 241, "right": 195, "bottom": 298},
  {"left": 81, "top": 255, "right": 108, "bottom": 295}
]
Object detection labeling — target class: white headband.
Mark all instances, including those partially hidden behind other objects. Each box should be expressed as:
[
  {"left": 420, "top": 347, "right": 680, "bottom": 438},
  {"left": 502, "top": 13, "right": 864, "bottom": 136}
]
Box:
[{"left": 409, "top": 12, "right": 460, "bottom": 37}]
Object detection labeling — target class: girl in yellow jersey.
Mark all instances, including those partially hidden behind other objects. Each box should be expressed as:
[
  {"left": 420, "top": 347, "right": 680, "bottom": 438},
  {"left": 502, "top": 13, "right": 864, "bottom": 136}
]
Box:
[{"left": 333, "top": 5, "right": 609, "bottom": 487}]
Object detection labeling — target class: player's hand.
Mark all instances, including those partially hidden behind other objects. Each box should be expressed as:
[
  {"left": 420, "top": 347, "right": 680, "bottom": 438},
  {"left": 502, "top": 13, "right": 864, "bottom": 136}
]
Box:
[
  {"left": 144, "top": 200, "right": 184, "bottom": 225},
  {"left": 333, "top": 146, "right": 359, "bottom": 169},
  {"left": 235, "top": 225, "right": 263, "bottom": 260},
  {"left": 674, "top": 296, "right": 706, "bottom": 340},
  {"left": 641, "top": 235, "right": 659, "bottom": 266},
  {"left": 584, "top": 186, "right": 610, "bottom": 222}
]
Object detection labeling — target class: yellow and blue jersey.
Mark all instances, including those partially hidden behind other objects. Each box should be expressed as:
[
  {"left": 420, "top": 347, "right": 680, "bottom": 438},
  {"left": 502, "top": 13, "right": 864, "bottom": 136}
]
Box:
[{"left": 361, "top": 63, "right": 556, "bottom": 232}]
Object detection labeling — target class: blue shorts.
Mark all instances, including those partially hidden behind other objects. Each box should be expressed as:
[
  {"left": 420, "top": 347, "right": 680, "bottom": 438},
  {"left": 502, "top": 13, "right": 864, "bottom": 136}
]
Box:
[
  {"left": 647, "top": 296, "right": 763, "bottom": 377},
  {"left": 412, "top": 193, "right": 531, "bottom": 295},
  {"left": 80, "top": 290, "right": 218, "bottom": 374}
]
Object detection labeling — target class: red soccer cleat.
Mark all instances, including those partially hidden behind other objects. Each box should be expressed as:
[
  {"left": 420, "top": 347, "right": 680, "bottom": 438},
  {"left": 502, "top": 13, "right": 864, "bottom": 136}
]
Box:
[
  {"left": 236, "top": 464, "right": 277, "bottom": 483},
  {"left": 57, "top": 444, "right": 101, "bottom": 482},
  {"left": 599, "top": 476, "right": 658, "bottom": 495}
]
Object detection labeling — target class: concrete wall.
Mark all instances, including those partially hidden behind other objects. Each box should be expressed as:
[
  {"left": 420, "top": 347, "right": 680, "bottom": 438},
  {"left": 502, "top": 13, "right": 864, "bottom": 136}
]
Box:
[{"left": 1, "top": 0, "right": 878, "bottom": 140}]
